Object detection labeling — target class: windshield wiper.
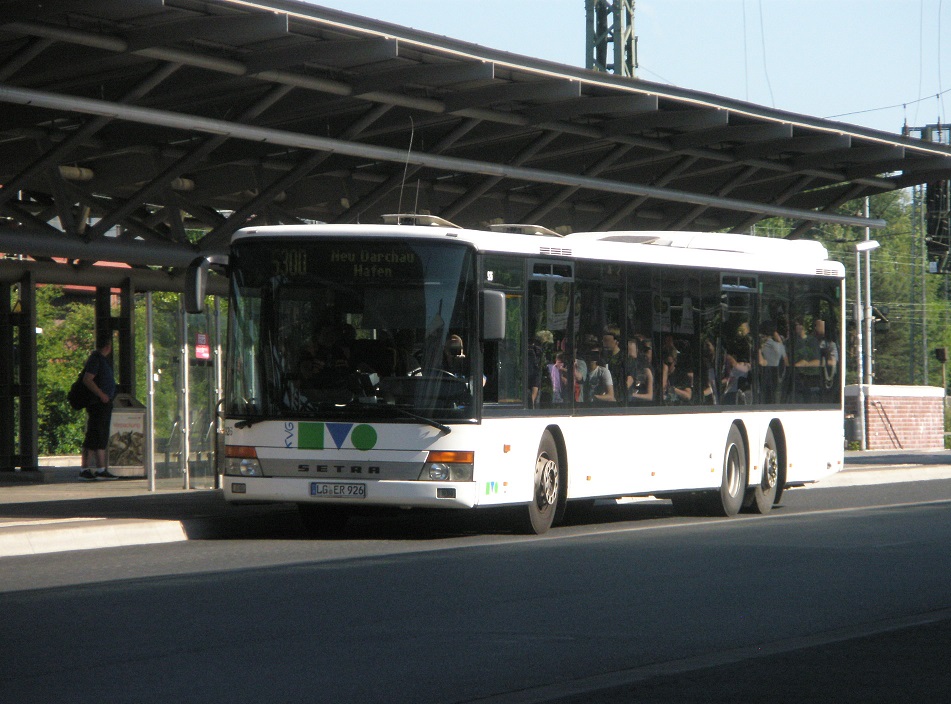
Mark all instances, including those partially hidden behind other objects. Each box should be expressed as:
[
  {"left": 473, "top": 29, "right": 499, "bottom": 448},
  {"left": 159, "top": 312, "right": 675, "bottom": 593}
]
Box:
[{"left": 378, "top": 404, "right": 451, "bottom": 434}]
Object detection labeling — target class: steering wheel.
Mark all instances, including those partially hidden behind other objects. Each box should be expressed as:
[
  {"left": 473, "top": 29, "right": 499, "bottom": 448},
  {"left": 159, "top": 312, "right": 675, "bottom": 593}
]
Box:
[{"left": 410, "top": 367, "right": 459, "bottom": 379}]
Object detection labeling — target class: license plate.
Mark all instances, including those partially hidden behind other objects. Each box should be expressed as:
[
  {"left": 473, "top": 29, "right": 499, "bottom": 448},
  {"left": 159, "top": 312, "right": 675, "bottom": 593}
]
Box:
[{"left": 310, "top": 482, "right": 366, "bottom": 499}]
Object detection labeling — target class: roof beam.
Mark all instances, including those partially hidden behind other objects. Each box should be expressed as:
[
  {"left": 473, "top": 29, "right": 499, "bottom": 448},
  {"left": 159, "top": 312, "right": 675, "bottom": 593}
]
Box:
[
  {"left": 244, "top": 38, "right": 398, "bottom": 73},
  {"left": 846, "top": 154, "right": 951, "bottom": 182},
  {"left": 594, "top": 155, "right": 701, "bottom": 230},
  {"left": 522, "top": 93, "right": 658, "bottom": 123},
  {"left": 786, "top": 183, "right": 869, "bottom": 239},
  {"left": 733, "top": 133, "right": 851, "bottom": 160},
  {"left": 0, "top": 61, "right": 182, "bottom": 209},
  {"left": 350, "top": 61, "right": 495, "bottom": 96},
  {"left": 0, "top": 84, "right": 886, "bottom": 229},
  {"left": 793, "top": 145, "right": 906, "bottom": 171},
  {"left": 84, "top": 83, "right": 293, "bottom": 240},
  {"left": 442, "top": 80, "right": 581, "bottom": 113},
  {"left": 0, "top": 250, "right": 228, "bottom": 294},
  {"left": 669, "top": 122, "right": 793, "bottom": 151},
  {"left": 202, "top": 103, "right": 396, "bottom": 246},
  {"left": 2, "top": 0, "right": 164, "bottom": 22},
  {"left": 122, "top": 13, "right": 289, "bottom": 51},
  {"left": 521, "top": 144, "right": 635, "bottom": 223},
  {"left": 603, "top": 108, "right": 728, "bottom": 136},
  {"left": 442, "top": 130, "right": 561, "bottom": 219},
  {"left": 335, "top": 117, "right": 482, "bottom": 224},
  {"left": 670, "top": 165, "right": 760, "bottom": 230},
  {"left": 0, "top": 36, "right": 54, "bottom": 82}
]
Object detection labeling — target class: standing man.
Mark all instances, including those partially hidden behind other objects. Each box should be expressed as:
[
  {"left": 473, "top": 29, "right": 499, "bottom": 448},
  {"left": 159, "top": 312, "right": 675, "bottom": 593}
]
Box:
[
  {"left": 600, "top": 326, "right": 624, "bottom": 402},
  {"left": 79, "top": 330, "right": 117, "bottom": 480}
]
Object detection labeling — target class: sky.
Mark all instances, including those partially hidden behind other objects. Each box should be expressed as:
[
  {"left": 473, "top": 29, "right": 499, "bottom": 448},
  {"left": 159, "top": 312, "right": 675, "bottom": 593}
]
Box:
[{"left": 305, "top": 0, "right": 951, "bottom": 137}]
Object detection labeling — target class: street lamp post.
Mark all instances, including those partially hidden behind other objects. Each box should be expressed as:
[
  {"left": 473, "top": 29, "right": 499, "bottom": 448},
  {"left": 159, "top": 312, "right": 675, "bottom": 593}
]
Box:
[{"left": 855, "top": 238, "right": 880, "bottom": 450}]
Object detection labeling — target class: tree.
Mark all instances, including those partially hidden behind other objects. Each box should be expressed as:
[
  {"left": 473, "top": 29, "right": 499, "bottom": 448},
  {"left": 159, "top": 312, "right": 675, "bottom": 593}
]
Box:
[
  {"left": 36, "top": 286, "right": 95, "bottom": 455},
  {"left": 774, "top": 189, "right": 949, "bottom": 389}
]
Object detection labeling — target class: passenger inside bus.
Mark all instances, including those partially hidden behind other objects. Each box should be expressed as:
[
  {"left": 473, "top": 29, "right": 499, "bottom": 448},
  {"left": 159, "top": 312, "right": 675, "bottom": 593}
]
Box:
[
  {"left": 625, "top": 338, "right": 654, "bottom": 405},
  {"left": 722, "top": 318, "right": 753, "bottom": 404},
  {"left": 528, "top": 330, "right": 553, "bottom": 407},
  {"left": 572, "top": 353, "right": 587, "bottom": 403},
  {"left": 792, "top": 318, "right": 838, "bottom": 402},
  {"left": 662, "top": 350, "right": 693, "bottom": 404},
  {"left": 548, "top": 352, "right": 568, "bottom": 404},
  {"left": 583, "top": 346, "right": 615, "bottom": 403},
  {"left": 600, "top": 327, "right": 625, "bottom": 402},
  {"left": 757, "top": 319, "right": 788, "bottom": 403}
]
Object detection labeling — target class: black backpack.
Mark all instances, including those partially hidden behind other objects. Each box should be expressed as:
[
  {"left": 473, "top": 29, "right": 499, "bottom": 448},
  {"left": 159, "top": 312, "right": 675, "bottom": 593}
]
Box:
[{"left": 67, "top": 372, "right": 95, "bottom": 410}]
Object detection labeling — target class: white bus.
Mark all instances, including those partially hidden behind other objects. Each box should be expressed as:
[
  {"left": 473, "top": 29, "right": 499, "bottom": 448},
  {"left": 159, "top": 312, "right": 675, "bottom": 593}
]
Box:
[{"left": 190, "top": 217, "right": 845, "bottom": 534}]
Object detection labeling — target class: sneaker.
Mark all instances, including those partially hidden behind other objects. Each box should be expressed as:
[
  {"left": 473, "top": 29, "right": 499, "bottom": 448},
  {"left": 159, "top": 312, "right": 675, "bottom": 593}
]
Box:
[
  {"left": 95, "top": 469, "right": 118, "bottom": 480},
  {"left": 78, "top": 469, "right": 96, "bottom": 481}
]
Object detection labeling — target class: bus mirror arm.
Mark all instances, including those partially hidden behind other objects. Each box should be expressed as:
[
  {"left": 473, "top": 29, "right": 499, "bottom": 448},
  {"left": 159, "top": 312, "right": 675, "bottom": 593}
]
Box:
[
  {"left": 185, "top": 254, "right": 228, "bottom": 314},
  {"left": 482, "top": 290, "right": 506, "bottom": 341}
]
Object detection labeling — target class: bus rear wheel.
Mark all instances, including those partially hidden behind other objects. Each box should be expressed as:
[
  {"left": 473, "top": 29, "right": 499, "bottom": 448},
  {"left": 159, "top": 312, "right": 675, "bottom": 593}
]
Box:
[
  {"left": 708, "top": 425, "right": 747, "bottom": 517},
  {"left": 519, "top": 432, "right": 561, "bottom": 535},
  {"left": 746, "top": 427, "right": 779, "bottom": 514}
]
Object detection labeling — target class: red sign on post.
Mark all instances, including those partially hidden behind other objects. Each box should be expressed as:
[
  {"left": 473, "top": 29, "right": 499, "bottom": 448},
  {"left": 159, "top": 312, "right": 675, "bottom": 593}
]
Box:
[{"left": 195, "top": 332, "right": 210, "bottom": 360}]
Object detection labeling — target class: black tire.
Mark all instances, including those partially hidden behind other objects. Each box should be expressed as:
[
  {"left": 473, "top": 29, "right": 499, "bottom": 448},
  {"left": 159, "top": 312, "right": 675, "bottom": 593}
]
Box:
[
  {"left": 298, "top": 503, "right": 350, "bottom": 537},
  {"left": 518, "top": 432, "right": 561, "bottom": 535},
  {"left": 746, "top": 427, "right": 780, "bottom": 514},
  {"left": 708, "top": 425, "right": 747, "bottom": 517}
]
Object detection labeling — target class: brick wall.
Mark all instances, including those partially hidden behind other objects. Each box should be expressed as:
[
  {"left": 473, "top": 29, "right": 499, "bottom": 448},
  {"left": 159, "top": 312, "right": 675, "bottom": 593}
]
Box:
[{"left": 845, "top": 385, "right": 945, "bottom": 450}]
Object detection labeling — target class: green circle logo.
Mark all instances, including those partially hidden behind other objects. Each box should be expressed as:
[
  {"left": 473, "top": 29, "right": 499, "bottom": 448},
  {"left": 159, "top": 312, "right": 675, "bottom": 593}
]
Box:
[{"left": 351, "top": 424, "right": 377, "bottom": 451}]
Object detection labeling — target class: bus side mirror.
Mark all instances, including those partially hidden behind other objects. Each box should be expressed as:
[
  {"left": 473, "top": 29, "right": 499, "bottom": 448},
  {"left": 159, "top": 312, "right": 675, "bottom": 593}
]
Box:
[
  {"left": 185, "top": 255, "right": 228, "bottom": 314},
  {"left": 482, "top": 290, "right": 506, "bottom": 341},
  {"left": 185, "top": 257, "right": 211, "bottom": 314}
]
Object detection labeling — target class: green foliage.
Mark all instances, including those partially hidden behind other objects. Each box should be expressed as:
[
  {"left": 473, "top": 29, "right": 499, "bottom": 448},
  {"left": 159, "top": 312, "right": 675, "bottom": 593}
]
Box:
[
  {"left": 36, "top": 286, "right": 95, "bottom": 455},
  {"left": 36, "top": 287, "right": 225, "bottom": 457},
  {"left": 779, "top": 190, "right": 948, "bottom": 389}
]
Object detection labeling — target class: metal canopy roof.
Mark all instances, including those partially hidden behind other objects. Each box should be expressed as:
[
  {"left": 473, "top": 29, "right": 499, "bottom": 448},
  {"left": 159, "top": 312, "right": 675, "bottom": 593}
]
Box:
[{"left": 1, "top": 0, "right": 951, "bottom": 284}]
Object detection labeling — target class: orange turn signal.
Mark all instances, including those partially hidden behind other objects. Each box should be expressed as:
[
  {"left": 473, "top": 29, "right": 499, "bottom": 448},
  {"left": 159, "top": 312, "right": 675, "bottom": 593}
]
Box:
[
  {"left": 225, "top": 445, "right": 258, "bottom": 458},
  {"left": 426, "top": 450, "right": 474, "bottom": 463}
]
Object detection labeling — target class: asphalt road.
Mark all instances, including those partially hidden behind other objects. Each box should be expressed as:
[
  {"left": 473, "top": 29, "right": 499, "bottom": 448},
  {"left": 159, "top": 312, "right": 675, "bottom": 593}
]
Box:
[{"left": 1, "top": 477, "right": 949, "bottom": 703}]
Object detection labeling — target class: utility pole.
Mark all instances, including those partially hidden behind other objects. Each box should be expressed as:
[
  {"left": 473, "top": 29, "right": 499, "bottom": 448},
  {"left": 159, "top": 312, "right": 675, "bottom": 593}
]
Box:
[
  {"left": 904, "top": 123, "right": 951, "bottom": 385},
  {"left": 585, "top": 0, "right": 636, "bottom": 76}
]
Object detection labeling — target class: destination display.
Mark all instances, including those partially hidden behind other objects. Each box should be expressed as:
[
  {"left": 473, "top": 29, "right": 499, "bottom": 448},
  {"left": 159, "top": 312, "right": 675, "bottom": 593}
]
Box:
[{"left": 265, "top": 243, "right": 423, "bottom": 281}]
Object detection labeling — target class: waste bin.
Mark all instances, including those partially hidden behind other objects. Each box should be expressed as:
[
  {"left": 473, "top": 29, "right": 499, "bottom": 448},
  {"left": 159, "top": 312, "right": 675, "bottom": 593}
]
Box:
[{"left": 109, "top": 394, "right": 146, "bottom": 478}]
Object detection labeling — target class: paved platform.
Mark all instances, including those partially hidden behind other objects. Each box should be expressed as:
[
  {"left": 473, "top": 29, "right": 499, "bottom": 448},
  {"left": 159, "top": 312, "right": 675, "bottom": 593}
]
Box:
[
  {"left": 1, "top": 449, "right": 949, "bottom": 558},
  {"left": 0, "top": 472, "right": 300, "bottom": 557}
]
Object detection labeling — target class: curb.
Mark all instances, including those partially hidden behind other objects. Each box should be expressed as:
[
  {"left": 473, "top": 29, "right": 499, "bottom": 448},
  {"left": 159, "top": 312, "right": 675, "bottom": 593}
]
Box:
[{"left": 0, "top": 518, "right": 188, "bottom": 558}]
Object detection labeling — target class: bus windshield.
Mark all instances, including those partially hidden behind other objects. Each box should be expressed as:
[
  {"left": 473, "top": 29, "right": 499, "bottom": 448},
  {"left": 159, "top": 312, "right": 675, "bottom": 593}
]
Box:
[{"left": 226, "top": 238, "right": 477, "bottom": 423}]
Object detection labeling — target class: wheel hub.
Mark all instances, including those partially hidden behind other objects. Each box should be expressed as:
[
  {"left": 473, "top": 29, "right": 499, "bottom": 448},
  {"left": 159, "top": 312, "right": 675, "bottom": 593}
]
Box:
[
  {"left": 535, "top": 454, "right": 558, "bottom": 509},
  {"left": 725, "top": 445, "right": 741, "bottom": 496},
  {"left": 763, "top": 447, "right": 778, "bottom": 489}
]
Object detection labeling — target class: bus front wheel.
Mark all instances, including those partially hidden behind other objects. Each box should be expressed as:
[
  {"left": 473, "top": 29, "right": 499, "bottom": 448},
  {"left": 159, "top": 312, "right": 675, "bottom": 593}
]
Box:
[
  {"left": 709, "top": 425, "right": 747, "bottom": 517},
  {"left": 519, "top": 432, "right": 561, "bottom": 535}
]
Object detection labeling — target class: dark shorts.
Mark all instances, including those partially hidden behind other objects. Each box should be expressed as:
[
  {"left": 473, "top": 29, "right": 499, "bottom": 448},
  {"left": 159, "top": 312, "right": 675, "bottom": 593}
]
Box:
[{"left": 83, "top": 400, "right": 113, "bottom": 450}]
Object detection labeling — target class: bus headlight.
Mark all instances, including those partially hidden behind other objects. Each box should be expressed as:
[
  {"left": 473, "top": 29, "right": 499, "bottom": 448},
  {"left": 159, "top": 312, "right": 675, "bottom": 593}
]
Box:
[
  {"left": 228, "top": 457, "right": 262, "bottom": 477},
  {"left": 418, "top": 451, "right": 473, "bottom": 482},
  {"left": 225, "top": 446, "right": 262, "bottom": 477}
]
